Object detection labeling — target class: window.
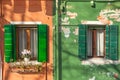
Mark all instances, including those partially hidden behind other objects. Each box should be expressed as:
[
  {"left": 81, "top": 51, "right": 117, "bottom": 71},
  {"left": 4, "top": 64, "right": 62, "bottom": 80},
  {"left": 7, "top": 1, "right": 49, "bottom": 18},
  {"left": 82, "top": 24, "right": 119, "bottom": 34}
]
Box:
[
  {"left": 78, "top": 24, "right": 118, "bottom": 60},
  {"left": 87, "top": 28, "right": 105, "bottom": 57},
  {"left": 4, "top": 24, "right": 48, "bottom": 62},
  {"left": 16, "top": 26, "right": 38, "bottom": 60}
]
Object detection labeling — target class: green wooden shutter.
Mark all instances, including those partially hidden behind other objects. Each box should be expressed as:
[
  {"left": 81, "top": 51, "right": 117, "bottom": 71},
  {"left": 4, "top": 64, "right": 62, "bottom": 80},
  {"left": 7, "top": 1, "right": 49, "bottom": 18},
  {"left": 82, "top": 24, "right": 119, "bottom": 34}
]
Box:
[
  {"left": 105, "top": 25, "right": 110, "bottom": 59},
  {"left": 78, "top": 25, "right": 87, "bottom": 60},
  {"left": 13, "top": 25, "right": 16, "bottom": 61},
  {"left": 105, "top": 25, "right": 118, "bottom": 60},
  {"left": 109, "top": 25, "right": 118, "bottom": 60},
  {"left": 37, "top": 24, "right": 48, "bottom": 62},
  {"left": 4, "top": 24, "right": 16, "bottom": 62}
]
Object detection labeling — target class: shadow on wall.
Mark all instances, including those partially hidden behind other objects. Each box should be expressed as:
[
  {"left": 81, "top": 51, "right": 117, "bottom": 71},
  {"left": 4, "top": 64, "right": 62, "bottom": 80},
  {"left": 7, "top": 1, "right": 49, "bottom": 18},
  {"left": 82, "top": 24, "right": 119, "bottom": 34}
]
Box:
[
  {"left": 13, "top": 0, "right": 53, "bottom": 15},
  {"left": 2, "top": 0, "right": 12, "bottom": 6},
  {"left": 3, "top": 0, "right": 53, "bottom": 21},
  {"left": 14, "top": 0, "right": 42, "bottom": 13},
  {"left": 29, "top": 0, "right": 42, "bottom": 12},
  {"left": 45, "top": 1, "right": 52, "bottom": 16},
  {"left": 4, "top": 64, "right": 11, "bottom": 80},
  {"left": 13, "top": 0, "right": 26, "bottom": 13},
  {"left": 0, "top": 16, "right": 10, "bottom": 80},
  {"left": 0, "top": 17, "right": 10, "bottom": 59}
]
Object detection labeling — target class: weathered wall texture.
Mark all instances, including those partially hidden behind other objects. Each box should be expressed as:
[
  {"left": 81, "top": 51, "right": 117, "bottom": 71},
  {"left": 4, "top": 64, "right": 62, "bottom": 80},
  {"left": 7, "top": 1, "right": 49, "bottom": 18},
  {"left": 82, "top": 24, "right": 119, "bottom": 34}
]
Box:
[{"left": 59, "top": 1, "right": 120, "bottom": 80}]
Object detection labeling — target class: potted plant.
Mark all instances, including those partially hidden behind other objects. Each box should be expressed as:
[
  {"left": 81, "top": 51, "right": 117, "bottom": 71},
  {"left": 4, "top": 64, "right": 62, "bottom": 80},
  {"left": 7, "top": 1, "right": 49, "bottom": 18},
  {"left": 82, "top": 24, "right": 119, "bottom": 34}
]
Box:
[{"left": 21, "top": 49, "right": 31, "bottom": 62}]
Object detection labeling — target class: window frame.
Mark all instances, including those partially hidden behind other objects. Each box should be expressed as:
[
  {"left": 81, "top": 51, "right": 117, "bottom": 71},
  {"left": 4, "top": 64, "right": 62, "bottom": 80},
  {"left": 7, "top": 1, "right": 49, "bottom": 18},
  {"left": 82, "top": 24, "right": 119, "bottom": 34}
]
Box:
[
  {"left": 4, "top": 24, "right": 48, "bottom": 63},
  {"left": 79, "top": 24, "right": 119, "bottom": 60},
  {"left": 16, "top": 25, "right": 38, "bottom": 60},
  {"left": 87, "top": 25, "right": 105, "bottom": 58}
]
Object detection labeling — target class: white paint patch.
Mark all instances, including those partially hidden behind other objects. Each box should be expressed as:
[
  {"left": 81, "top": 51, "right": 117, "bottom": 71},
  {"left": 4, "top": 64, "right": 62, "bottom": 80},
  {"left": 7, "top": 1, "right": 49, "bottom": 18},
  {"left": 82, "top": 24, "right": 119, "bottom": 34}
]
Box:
[
  {"left": 62, "top": 27, "right": 71, "bottom": 38},
  {"left": 10, "top": 21, "right": 42, "bottom": 24},
  {"left": 73, "top": 28, "right": 78, "bottom": 35},
  {"left": 89, "top": 76, "right": 96, "bottom": 80},
  {"left": 82, "top": 58, "right": 120, "bottom": 65},
  {"left": 81, "top": 21, "right": 105, "bottom": 25},
  {"left": 61, "top": 17, "right": 70, "bottom": 25},
  {"left": 74, "top": 39, "right": 77, "bottom": 43},
  {"left": 99, "top": 9, "right": 120, "bottom": 22},
  {"left": 66, "top": 5, "right": 73, "bottom": 9},
  {"left": 67, "top": 11, "right": 77, "bottom": 19}
]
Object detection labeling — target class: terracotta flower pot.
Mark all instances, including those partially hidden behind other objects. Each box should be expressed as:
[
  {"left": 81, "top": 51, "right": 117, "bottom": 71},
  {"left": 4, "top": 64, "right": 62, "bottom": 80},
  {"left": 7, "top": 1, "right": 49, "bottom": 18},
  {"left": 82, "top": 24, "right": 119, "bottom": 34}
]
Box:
[{"left": 114, "top": 73, "right": 118, "bottom": 78}]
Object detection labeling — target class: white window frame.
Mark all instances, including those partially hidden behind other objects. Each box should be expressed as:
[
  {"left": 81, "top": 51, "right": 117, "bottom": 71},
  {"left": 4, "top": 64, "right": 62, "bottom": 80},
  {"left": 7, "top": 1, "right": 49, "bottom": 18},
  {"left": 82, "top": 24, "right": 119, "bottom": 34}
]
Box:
[
  {"left": 10, "top": 21, "right": 42, "bottom": 25},
  {"left": 81, "top": 21, "right": 106, "bottom": 25}
]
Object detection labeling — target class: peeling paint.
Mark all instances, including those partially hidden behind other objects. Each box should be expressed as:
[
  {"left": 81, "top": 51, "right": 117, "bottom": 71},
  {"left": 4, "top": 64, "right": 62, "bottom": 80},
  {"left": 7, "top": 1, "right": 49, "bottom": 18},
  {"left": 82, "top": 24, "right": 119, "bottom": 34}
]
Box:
[
  {"left": 67, "top": 11, "right": 77, "bottom": 19},
  {"left": 73, "top": 28, "right": 78, "bottom": 35},
  {"left": 66, "top": 5, "right": 73, "bottom": 9},
  {"left": 99, "top": 9, "right": 120, "bottom": 22},
  {"left": 62, "top": 27, "right": 71, "bottom": 38},
  {"left": 61, "top": 17, "right": 70, "bottom": 25}
]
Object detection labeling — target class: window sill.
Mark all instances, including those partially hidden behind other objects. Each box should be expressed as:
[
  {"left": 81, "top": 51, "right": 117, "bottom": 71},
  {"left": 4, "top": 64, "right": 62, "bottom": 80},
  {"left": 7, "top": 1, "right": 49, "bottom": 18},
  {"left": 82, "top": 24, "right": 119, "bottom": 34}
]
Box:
[{"left": 9, "top": 60, "right": 44, "bottom": 73}]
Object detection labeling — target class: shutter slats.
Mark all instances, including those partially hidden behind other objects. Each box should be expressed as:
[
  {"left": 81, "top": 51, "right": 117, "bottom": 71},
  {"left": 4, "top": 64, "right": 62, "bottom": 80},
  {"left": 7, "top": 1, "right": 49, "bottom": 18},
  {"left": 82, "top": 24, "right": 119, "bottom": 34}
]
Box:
[
  {"left": 78, "top": 25, "right": 87, "bottom": 60},
  {"left": 4, "top": 25, "right": 13, "bottom": 62},
  {"left": 13, "top": 25, "right": 16, "bottom": 61},
  {"left": 37, "top": 24, "right": 48, "bottom": 62},
  {"left": 105, "top": 25, "right": 110, "bottom": 59},
  {"left": 4, "top": 25, "right": 16, "bottom": 62},
  {"left": 109, "top": 25, "right": 118, "bottom": 60},
  {"left": 105, "top": 25, "right": 118, "bottom": 60}
]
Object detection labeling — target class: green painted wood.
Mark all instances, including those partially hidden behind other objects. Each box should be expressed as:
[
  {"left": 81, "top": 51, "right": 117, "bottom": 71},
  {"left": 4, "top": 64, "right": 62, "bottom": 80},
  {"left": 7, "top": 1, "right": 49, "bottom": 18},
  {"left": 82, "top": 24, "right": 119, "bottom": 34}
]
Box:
[
  {"left": 13, "top": 25, "right": 16, "bottom": 61},
  {"left": 4, "top": 25, "right": 16, "bottom": 62},
  {"left": 78, "top": 24, "right": 87, "bottom": 60},
  {"left": 37, "top": 24, "right": 48, "bottom": 62},
  {"left": 109, "top": 25, "right": 118, "bottom": 60},
  {"left": 105, "top": 25, "right": 118, "bottom": 60},
  {"left": 105, "top": 25, "right": 110, "bottom": 59}
]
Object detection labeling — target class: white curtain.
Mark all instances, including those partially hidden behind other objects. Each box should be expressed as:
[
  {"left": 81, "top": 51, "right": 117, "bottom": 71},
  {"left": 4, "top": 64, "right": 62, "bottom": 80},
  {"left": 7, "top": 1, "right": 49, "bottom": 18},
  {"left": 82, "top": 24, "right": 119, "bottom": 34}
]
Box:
[
  {"left": 30, "top": 29, "right": 38, "bottom": 58},
  {"left": 96, "top": 29, "right": 104, "bottom": 56},
  {"left": 87, "top": 29, "right": 104, "bottom": 57},
  {"left": 19, "top": 29, "right": 27, "bottom": 54},
  {"left": 19, "top": 28, "right": 37, "bottom": 58},
  {"left": 87, "top": 29, "right": 92, "bottom": 56}
]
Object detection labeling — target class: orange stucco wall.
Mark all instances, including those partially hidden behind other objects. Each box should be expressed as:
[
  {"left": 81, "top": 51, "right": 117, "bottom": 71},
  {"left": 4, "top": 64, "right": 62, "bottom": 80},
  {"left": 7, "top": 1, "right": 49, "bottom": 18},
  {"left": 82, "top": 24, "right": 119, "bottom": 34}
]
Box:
[{"left": 0, "top": 0, "right": 53, "bottom": 80}]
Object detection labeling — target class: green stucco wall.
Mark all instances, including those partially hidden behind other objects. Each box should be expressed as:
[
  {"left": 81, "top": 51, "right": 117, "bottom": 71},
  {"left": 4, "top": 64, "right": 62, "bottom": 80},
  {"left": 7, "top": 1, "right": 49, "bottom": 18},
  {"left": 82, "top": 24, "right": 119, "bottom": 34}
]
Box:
[
  {"left": 60, "top": 1, "right": 120, "bottom": 58},
  {"left": 54, "top": 1, "right": 120, "bottom": 80},
  {"left": 61, "top": 2, "right": 120, "bottom": 24}
]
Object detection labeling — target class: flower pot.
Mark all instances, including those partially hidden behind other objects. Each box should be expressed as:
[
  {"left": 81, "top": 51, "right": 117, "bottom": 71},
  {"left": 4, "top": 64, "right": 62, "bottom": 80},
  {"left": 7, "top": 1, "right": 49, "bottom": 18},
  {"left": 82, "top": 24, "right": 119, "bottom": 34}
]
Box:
[
  {"left": 114, "top": 73, "right": 118, "bottom": 78},
  {"left": 24, "top": 58, "right": 29, "bottom": 62}
]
